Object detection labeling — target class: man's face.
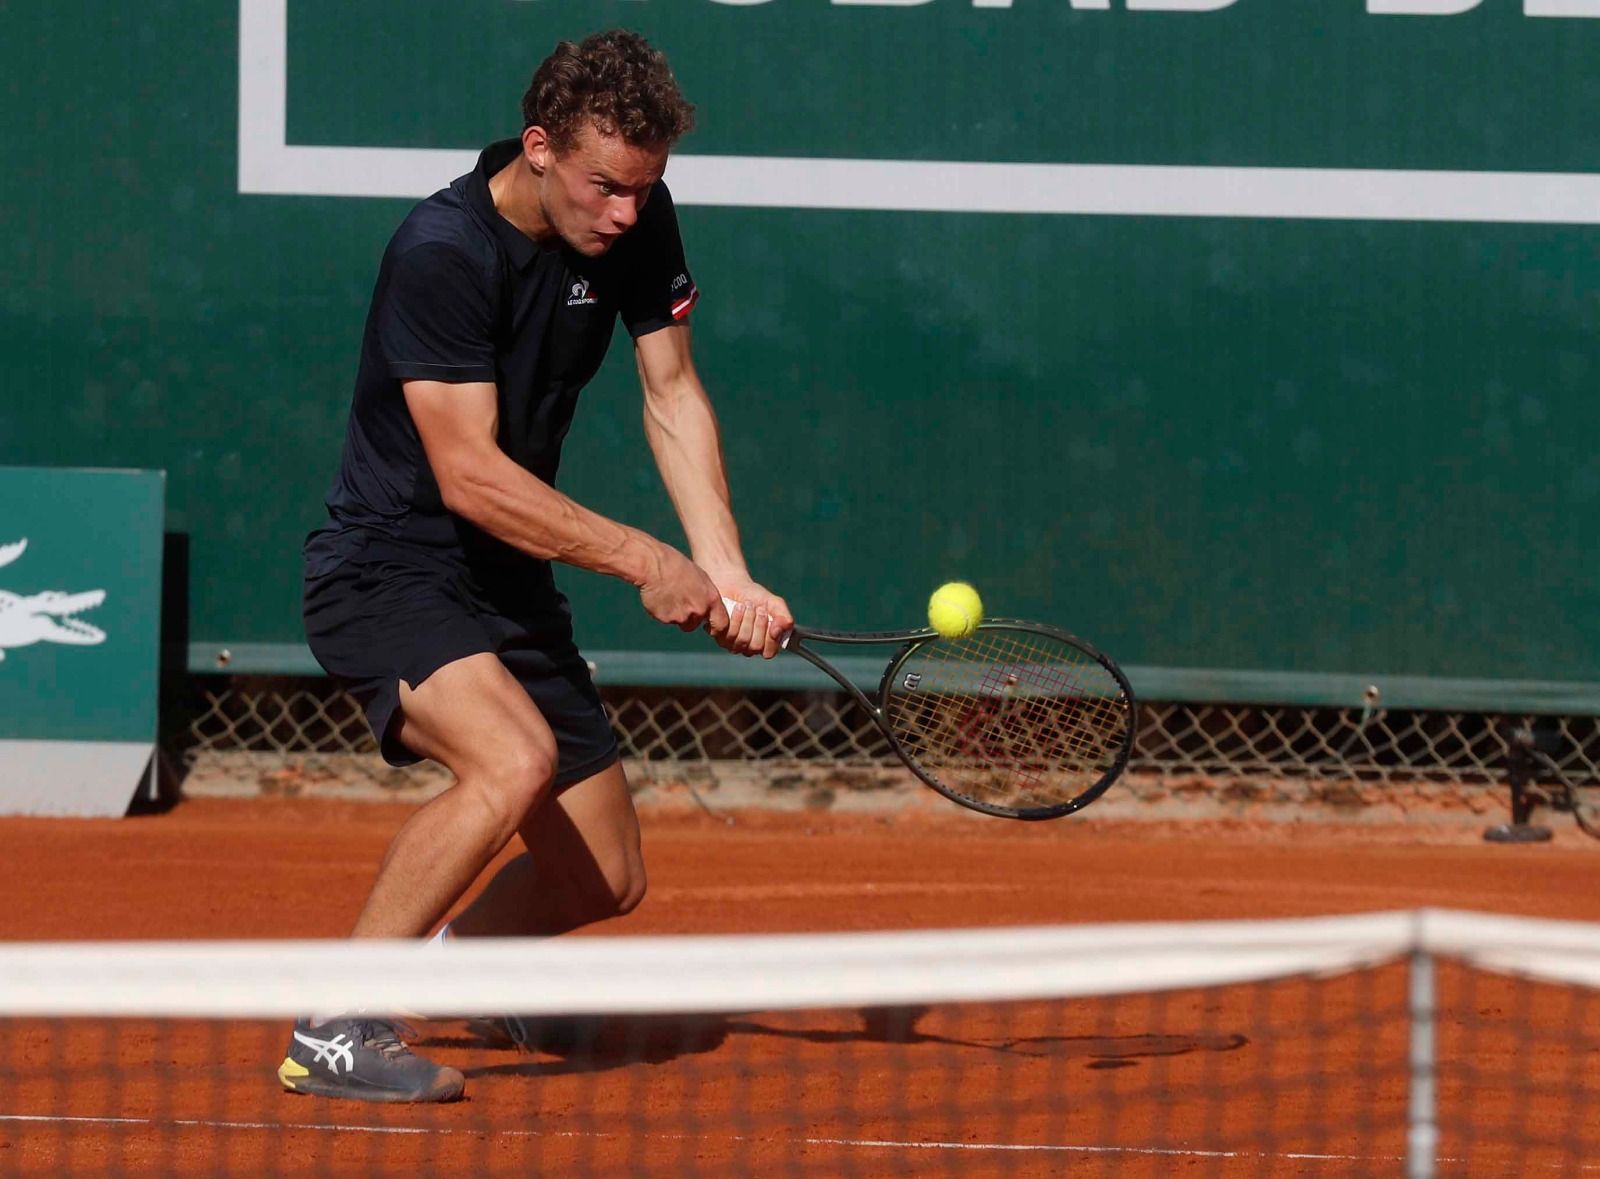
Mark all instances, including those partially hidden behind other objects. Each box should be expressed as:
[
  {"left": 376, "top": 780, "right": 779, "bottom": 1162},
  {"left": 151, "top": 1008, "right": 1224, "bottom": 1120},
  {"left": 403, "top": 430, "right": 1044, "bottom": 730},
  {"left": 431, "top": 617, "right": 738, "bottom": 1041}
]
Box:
[{"left": 528, "top": 120, "right": 668, "bottom": 258}]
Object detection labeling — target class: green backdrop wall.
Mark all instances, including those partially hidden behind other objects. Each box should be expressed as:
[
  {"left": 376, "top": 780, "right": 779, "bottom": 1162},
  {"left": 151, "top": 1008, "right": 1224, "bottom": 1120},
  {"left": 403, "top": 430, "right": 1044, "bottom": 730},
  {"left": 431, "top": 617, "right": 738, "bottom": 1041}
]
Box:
[{"left": 4, "top": 1, "right": 1598, "bottom": 708}]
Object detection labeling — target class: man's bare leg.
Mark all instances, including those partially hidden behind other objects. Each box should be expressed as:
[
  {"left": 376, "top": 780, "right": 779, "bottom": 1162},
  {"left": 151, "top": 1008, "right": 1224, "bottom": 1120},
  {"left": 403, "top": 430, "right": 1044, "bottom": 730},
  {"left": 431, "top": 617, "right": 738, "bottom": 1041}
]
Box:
[
  {"left": 348, "top": 652, "right": 560, "bottom": 939},
  {"left": 446, "top": 759, "right": 645, "bottom": 939},
  {"left": 278, "top": 653, "right": 548, "bottom": 1101}
]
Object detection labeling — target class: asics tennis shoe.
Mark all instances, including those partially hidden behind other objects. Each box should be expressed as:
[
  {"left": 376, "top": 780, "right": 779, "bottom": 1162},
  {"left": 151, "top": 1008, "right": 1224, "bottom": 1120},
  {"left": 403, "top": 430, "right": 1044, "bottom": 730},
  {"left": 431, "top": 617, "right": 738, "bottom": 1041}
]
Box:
[
  {"left": 278, "top": 1016, "right": 465, "bottom": 1103},
  {"left": 465, "top": 1014, "right": 538, "bottom": 1053}
]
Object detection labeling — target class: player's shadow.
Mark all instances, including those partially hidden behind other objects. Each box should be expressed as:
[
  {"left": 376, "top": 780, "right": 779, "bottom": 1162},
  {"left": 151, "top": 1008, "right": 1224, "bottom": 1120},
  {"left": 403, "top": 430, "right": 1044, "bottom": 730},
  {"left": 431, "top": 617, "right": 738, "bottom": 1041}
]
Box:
[
  {"left": 435, "top": 1014, "right": 733, "bottom": 1079},
  {"left": 728, "top": 1006, "right": 1248, "bottom": 1068},
  {"left": 437, "top": 1005, "right": 1247, "bottom": 1080}
]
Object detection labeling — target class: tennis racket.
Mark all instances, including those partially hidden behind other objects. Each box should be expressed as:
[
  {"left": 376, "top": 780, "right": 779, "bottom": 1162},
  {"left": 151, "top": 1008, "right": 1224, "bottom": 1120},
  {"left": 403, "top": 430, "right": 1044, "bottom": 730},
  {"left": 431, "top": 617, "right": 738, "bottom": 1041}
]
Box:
[{"left": 723, "top": 598, "right": 1136, "bottom": 821}]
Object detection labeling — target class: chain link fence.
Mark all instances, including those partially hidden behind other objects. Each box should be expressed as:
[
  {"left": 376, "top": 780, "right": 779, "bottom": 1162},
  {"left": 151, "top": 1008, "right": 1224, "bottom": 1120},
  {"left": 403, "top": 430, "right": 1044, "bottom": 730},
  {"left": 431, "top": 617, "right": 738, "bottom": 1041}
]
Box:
[{"left": 166, "top": 675, "right": 1600, "bottom": 822}]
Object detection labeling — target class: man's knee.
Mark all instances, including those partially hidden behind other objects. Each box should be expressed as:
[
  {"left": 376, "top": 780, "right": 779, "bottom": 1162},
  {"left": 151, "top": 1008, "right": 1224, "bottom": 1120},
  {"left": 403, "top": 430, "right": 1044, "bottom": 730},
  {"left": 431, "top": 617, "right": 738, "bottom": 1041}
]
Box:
[
  {"left": 465, "top": 740, "right": 559, "bottom": 838},
  {"left": 612, "top": 861, "right": 647, "bottom": 916},
  {"left": 568, "top": 853, "right": 645, "bottom": 921}
]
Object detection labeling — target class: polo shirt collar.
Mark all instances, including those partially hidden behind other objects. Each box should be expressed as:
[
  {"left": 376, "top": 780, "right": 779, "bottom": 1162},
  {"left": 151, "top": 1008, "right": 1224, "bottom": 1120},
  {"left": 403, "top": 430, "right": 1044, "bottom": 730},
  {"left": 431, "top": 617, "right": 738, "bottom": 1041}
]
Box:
[{"left": 468, "top": 138, "right": 541, "bottom": 271}]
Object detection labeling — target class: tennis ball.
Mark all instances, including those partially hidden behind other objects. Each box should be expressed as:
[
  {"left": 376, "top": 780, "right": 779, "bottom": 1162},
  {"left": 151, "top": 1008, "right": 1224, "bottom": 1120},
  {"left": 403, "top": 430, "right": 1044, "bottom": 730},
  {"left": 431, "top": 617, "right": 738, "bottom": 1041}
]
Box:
[{"left": 928, "top": 582, "right": 983, "bottom": 639}]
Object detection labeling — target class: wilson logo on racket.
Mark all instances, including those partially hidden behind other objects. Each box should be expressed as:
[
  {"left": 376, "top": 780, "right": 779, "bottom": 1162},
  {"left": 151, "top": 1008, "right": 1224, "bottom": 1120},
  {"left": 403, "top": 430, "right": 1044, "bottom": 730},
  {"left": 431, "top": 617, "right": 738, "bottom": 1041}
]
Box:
[{"left": 902, "top": 673, "right": 923, "bottom": 690}]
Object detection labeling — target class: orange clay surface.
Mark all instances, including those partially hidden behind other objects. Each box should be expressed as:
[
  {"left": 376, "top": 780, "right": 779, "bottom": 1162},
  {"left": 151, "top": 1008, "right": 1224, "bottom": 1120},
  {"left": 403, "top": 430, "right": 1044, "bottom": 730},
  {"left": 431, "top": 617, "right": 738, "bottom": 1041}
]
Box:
[{"left": 3, "top": 796, "right": 1600, "bottom": 1177}]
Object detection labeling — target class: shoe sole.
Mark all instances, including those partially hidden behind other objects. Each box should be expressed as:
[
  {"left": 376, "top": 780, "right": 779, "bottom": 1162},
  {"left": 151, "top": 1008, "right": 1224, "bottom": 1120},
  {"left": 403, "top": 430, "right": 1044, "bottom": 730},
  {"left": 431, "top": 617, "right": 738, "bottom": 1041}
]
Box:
[{"left": 278, "top": 1058, "right": 466, "bottom": 1104}]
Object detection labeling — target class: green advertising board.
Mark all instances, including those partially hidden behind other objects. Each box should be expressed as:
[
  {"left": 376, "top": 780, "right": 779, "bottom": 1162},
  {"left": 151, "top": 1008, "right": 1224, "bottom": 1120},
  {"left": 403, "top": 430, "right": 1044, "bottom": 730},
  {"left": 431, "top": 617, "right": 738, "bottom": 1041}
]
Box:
[
  {"left": 3, "top": 2, "right": 1598, "bottom": 711},
  {"left": 0, "top": 468, "right": 165, "bottom": 816}
]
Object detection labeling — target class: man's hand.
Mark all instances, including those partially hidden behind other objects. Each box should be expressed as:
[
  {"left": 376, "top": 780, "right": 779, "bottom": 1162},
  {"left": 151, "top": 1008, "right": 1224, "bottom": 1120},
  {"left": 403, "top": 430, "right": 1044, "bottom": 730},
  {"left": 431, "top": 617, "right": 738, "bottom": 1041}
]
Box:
[
  {"left": 710, "top": 578, "right": 794, "bottom": 659},
  {"left": 638, "top": 543, "right": 729, "bottom": 634}
]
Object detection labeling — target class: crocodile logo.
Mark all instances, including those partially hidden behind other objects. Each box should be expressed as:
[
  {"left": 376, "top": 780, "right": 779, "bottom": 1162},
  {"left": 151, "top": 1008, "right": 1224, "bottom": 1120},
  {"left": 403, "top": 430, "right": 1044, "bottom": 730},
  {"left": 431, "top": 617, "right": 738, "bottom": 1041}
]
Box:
[{"left": 0, "top": 539, "right": 108, "bottom": 661}]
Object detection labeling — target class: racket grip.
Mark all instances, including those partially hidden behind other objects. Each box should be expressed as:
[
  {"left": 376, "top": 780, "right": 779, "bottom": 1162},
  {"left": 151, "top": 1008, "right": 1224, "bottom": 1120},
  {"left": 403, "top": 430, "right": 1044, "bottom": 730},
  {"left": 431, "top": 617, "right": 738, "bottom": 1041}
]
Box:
[{"left": 720, "top": 596, "right": 794, "bottom": 650}]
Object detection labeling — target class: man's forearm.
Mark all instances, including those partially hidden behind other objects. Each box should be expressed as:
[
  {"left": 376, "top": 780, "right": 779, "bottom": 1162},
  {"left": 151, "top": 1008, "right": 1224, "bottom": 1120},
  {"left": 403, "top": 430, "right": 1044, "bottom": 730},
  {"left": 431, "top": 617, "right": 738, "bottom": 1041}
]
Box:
[
  {"left": 643, "top": 382, "right": 748, "bottom": 578},
  {"left": 441, "top": 448, "right": 662, "bottom": 585}
]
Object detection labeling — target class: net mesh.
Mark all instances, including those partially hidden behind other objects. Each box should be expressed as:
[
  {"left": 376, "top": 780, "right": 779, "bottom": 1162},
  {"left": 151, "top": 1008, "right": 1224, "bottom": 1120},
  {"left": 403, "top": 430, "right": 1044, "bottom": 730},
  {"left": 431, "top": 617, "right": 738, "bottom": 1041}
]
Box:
[
  {"left": 1435, "top": 964, "right": 1600, "bottom": 1174},
  {"left": 169, "top": 676, "right": 1600, "bottom": 818},
  {"left": 0, "top": 990, "right": 1400, "bottom": 1178},
  {"left": 5, "top": 913, "right": 1600, "bottom": 1177}
]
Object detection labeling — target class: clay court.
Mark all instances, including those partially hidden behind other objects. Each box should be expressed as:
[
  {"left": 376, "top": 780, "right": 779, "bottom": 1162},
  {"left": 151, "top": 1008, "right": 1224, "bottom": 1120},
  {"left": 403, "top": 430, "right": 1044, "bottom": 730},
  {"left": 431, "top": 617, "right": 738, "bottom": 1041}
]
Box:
[
  {"left": 8, "top": 4, "right": 1600, "bottom": 1177},
  {"left": 5, "top": 796, "right": 1600, "bottom": 1176}
]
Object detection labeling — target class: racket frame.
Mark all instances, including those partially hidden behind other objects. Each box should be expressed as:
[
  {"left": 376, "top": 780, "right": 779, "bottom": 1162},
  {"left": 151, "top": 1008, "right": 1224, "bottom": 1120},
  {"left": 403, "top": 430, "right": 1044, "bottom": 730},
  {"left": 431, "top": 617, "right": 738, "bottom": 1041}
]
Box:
[{"left": 783, "top": 618, "right": 1138, "bottom": 821}]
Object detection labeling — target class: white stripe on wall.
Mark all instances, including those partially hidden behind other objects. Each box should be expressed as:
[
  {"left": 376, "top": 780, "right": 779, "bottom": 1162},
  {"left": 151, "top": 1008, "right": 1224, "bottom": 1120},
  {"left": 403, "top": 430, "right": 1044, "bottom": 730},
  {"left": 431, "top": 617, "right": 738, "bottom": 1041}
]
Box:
[{"left": 238, "top": 0, "right": 1600, "bottom": 224}]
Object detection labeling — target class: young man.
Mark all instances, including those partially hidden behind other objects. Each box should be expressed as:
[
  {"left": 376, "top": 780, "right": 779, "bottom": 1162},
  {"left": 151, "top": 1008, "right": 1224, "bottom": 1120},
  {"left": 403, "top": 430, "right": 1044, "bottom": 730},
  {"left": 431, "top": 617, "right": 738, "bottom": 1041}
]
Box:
[{"left": 281, "top": 30, "right": 791, "bottom": 1103}]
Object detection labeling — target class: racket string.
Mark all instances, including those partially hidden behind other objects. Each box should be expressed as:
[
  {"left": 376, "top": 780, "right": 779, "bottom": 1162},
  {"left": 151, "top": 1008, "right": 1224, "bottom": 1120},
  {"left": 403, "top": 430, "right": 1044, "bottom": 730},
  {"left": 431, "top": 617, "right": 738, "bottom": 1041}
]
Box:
[{"left": 885, "top": 629, "right": 1132, "bottom": 811}]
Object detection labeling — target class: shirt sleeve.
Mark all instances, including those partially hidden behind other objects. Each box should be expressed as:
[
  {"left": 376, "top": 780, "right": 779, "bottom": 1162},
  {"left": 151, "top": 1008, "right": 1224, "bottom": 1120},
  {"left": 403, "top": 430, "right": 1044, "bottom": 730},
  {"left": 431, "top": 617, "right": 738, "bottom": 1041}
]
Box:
[
  {"left": 377, "top": 241, "right": 497, "bottom": 382},
  {"left": 617, "top": 182, "right": 699, "bottom": 339}
]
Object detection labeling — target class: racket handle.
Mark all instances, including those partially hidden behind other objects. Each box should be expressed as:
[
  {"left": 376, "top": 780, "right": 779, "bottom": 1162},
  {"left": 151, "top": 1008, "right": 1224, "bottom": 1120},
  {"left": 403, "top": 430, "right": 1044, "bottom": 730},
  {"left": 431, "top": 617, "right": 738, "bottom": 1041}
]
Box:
[{"left": 720, "top": 596, "right": 794, "bottom": 650}]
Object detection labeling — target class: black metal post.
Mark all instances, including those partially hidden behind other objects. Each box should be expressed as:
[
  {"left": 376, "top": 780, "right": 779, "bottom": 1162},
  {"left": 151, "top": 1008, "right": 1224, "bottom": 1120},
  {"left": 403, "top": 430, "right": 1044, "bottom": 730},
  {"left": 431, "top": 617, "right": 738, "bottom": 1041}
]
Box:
[{"left": 1484, "top": 726, "right": 1553, "bottom": 843}]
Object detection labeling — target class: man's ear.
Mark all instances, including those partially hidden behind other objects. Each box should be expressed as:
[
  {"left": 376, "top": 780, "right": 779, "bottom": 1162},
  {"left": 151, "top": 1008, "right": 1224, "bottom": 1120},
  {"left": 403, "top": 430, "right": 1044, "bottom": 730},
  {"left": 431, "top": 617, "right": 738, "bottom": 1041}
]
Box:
[{"left": 522, "top": 125, "right": 551, "bottom": 177}]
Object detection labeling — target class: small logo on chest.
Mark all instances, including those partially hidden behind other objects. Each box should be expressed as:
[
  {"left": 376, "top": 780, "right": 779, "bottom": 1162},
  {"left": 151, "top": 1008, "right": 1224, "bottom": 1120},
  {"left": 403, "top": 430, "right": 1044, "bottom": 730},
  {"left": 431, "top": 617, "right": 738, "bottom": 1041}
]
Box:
[{"left": 567, "top": 278, "right": 598, "bottom": 307}]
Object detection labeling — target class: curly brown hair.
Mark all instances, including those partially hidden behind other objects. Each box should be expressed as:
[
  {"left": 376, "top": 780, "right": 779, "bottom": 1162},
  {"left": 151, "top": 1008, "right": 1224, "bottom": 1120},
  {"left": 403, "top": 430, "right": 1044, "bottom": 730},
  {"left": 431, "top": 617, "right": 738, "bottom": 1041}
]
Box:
[{"left": 522, "top": 30, "right": 695, "bottom": 155}]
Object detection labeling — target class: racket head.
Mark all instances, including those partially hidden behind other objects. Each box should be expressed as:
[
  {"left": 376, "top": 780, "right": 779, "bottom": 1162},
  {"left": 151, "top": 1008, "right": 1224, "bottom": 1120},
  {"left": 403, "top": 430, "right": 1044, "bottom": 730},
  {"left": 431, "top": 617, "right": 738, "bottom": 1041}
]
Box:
[{"left": 875, "top": 620, "right": 1136, "bottom": 821}]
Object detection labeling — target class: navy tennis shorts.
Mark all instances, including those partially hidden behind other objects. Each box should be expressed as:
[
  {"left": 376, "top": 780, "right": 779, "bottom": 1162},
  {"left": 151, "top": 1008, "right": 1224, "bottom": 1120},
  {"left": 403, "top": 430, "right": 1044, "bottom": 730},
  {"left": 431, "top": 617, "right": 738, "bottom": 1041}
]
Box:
[{"left": 302, "top": 555, "right": 619, "bottom": 789}]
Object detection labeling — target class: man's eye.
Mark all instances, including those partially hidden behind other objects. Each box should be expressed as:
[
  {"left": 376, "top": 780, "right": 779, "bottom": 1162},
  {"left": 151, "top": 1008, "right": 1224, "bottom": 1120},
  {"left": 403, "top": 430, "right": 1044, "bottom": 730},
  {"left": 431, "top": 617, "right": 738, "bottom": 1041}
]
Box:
[{"left": 597, "top": 181, "right": 617, "bottom": 196}]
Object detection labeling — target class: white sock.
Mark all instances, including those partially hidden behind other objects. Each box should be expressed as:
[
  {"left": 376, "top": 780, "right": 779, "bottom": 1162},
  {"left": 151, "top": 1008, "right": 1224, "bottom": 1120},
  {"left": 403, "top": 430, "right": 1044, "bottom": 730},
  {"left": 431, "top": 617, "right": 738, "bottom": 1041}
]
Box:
[{"left": 304, "top": 931, "right": 447, "bottom": 1027}]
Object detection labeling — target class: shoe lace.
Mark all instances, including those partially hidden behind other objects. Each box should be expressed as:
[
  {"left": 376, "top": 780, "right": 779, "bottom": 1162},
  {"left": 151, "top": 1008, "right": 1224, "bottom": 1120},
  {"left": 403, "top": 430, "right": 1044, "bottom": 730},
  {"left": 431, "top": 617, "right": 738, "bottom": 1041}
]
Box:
[
  {"left": 498, "top": 1015, "right": 533, "bottom": 1052},
  {"left": 354, "top": 1018, "right": 418, "bottom": 1060}
]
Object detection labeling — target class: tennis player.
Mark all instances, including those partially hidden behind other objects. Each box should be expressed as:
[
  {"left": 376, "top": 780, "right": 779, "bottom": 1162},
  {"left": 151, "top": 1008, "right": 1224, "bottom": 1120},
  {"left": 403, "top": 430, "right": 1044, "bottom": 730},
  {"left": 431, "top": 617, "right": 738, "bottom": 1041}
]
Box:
[{"left": 279, "top": 30, "right": 791, "bottom": 1103}]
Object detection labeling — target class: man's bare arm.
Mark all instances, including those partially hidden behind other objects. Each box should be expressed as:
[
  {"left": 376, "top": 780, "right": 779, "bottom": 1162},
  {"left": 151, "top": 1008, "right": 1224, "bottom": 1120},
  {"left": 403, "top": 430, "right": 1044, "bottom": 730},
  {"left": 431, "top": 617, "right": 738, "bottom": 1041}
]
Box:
[
  {"left": 634, "top": 325, "right": 792, "bottom": 655},
  {"left": 404, "top": 378, "right": 726, "bottom": 632}
]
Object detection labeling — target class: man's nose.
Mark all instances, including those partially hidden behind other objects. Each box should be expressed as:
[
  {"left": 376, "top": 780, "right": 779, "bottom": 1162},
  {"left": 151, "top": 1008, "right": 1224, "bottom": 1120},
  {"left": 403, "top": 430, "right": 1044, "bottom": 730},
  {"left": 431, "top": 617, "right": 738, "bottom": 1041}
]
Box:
[{"left": 610, "top": 196, "right": 640, "bottom": 231}]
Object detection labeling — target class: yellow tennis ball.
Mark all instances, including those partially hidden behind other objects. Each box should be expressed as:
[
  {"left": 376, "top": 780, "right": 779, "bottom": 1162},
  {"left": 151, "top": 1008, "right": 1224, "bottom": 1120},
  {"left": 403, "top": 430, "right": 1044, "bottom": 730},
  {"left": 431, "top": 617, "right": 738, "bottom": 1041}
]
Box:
[{"left": 928, "top": 582, "right": 983, "bottom": 639}]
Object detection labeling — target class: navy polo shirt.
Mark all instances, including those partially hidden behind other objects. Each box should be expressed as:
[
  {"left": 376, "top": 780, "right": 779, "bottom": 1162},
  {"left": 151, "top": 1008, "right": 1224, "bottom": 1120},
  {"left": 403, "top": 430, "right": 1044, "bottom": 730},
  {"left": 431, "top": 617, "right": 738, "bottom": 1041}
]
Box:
[{"left": 305, "top": 138, "right": 699, "bottom": 581}]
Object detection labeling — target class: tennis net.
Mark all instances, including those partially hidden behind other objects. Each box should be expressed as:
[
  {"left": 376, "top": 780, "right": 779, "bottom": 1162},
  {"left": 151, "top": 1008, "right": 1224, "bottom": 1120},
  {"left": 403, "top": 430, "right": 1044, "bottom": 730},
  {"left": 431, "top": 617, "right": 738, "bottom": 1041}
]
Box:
[{"left": 3, "top": 911, "right": 1600, "bottom": 1177}]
